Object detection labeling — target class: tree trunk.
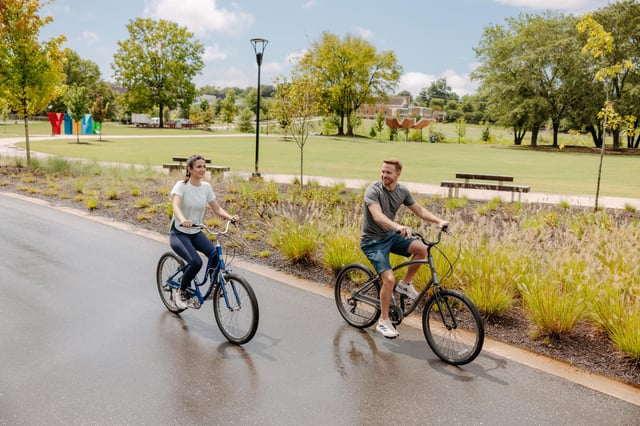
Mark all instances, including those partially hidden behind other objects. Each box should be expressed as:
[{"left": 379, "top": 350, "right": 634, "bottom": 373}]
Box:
[
  {"left": 530, "top": 124, "right": 539, "bottom": 147},
  {"left": 23, "top": 116, "right": 31, "bottom": 166},
  {"left": 586, "top": 125, "right": 602, "bottom": 148},
  {"left": 552, "top": 120, "right": 560, "bottom": 147},
  {"left": 337, "top": 113, "right": 345, "bottom": 136},
  {"left": 513, "top": 126, "right": 525, "bottom": 146}
]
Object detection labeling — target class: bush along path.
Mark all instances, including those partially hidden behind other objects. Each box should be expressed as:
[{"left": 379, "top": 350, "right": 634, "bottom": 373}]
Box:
[{"left": 1, "top": 161, "right": 639, "bottom": 388}]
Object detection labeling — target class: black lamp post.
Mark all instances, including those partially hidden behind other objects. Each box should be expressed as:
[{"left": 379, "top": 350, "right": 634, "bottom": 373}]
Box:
[{"left": 250, "top": 38, "right": 268, "bottom": 177}]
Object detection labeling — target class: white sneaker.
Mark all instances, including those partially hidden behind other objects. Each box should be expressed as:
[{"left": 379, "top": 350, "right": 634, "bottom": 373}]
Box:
[
  {"left": 396, "top": 281, "right": 419, "bottom": 300},
  {"left": 376, "top": 319, "right": 399, "bottom": 339},
  {"left": 173, "top": 289, "right": 188, "bottom": 309}
]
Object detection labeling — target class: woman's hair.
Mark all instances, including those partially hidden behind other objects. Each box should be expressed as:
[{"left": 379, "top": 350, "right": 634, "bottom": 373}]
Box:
[
  {"left": 383, "top": 158, "right": 403, "bottom": 173},
  {"left": 184, "top": 154, "right": 206, "bottom": 183}
]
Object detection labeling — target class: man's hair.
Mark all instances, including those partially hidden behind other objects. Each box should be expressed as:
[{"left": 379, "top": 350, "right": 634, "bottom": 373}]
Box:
[{"left": 383, "top": 158, "right": 403, "bottom": 173}]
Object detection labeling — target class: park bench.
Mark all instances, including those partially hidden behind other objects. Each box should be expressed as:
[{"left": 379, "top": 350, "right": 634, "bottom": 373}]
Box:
[
  {"left": 440, "top": 172, "right": 530, "bottom": 202},
  {"left": 162, "top": 156, "right": 230, "bottom": 174}
]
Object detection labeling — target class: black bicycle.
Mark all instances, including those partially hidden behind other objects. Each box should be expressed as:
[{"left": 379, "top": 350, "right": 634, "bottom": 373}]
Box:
[
  {"left": 156, "top": 221, "right": 259, "bottom": 345},
  {"left": 334, "top": 227, "right": 484, "bottom": 365}
]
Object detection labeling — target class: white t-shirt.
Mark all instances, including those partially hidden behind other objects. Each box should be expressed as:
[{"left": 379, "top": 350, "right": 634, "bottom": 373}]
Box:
[{"left": 170, "top": 180, "right": 216, "bottom": 234}]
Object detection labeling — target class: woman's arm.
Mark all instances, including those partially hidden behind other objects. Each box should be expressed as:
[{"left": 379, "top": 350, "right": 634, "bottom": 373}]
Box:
[{"left": 209, "top": 199, "right": 239, "bottom": 222}]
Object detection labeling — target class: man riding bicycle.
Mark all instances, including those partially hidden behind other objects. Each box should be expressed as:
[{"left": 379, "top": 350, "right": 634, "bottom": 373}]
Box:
[{"left": 360, "top": 158, "right": 448, "bottom": 339}]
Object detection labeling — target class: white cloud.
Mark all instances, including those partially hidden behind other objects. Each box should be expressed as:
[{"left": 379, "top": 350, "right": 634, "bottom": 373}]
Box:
[
  {"left": 398, "top": 69, "right": 478, "bottom": 98},
  {"left": 203, "top": 44, "right": 228, "bottom": 61},
  {"left": 302, "top": 0, "right": 318, "bottom": 8},
  {"left": 143, "top": 0, "right": 254, "bottom": 36},
  {"left": 353, "top": 26, "right": 374, "bottom": 39},
  {"left": 80, "top": 31, "right": 100, "bottom": 46}
]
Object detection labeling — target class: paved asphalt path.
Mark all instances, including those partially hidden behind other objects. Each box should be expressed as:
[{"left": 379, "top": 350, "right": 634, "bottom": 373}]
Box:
[{"left": 1, "top": 192, "right": 639, "bottom": 426}]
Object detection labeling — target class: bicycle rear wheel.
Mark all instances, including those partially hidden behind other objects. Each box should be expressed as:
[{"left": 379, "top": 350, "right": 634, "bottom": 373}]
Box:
[
  {"left": 156, "top": 252, "right": 186, "bottom": 314},
  {"left": 213, "top": 273, "right": 259, "bottom": 345},
  {"left": 334, "top": 264, "right": 380, "bottom": 328},
  {"left": 422, "top": 289, "right": 484, "bottom": 365}
]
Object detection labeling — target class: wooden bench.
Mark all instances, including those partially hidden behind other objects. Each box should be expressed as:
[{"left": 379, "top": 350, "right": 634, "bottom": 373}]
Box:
[
  {"left": 162, "top": 156, "right": 230, "bottom": 174},
  {"left": 440, "top": 173, "right": 530, "bottom": 202}
]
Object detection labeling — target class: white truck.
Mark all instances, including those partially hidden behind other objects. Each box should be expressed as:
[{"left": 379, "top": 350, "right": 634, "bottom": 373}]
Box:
[{"left": 131, "top": 113, "right": 151, "bottom": 127}]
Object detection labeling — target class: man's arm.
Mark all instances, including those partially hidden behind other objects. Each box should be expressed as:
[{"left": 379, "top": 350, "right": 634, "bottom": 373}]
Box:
[{"left": 408, "top": 203, "right": 448, "bottom": 228}]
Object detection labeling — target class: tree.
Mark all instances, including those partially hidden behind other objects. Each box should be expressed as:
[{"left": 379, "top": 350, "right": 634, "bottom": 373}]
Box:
[
  {"left": 112, "top": 18, "right": 204, "bottom": 128},
  {"left": 297, "top": 32, "right": 401, "bottom": 136},
  {"left": 418, "top": 78, "right": 459, "bottom": 104},
  {"left": 49, "top": 49, "right": 102, "bottom": 113},
  {"left": 64, "top": 85, "right": 90, "bottom": 143},
  {"left": 274, "top": 73, "right": 328, "bottom": 187},
  {"left": 0, "top": 0, "right": 66, "bottom": 165},
  {"left": 220, "top": 89, "right": 237, "bottom": 130},
  {"left": 577, "top": 12, "right": 636, "bottom": 211},
  {"left": 90, "top": 96, "right": 109, "bottom": 141}
]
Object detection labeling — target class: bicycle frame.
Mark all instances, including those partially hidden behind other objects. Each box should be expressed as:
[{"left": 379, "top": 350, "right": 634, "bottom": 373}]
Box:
[
  {"left": 166, "top": 223, "right": 239, "bottom": 309},
  {"left": 350, "top": 232, "right": 451, "bottom": 320}
]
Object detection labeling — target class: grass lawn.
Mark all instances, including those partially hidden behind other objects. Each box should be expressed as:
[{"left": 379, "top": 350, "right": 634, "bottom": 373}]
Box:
[{"left": 4, "top": 121, "right": 639, "bottom": 198}]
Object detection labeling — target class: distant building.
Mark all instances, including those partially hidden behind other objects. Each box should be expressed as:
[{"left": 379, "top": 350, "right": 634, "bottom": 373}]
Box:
[{"left": 357, "top": 96, "right": 444, "bottom": 122}]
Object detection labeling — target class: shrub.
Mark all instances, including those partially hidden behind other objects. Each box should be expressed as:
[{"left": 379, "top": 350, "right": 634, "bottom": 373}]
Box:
[{"left": 268, "top": 217, "right": 320, "bottom": 264}]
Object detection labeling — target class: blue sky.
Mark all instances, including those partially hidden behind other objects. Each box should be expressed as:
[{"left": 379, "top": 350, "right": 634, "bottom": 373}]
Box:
[{"left": 40, "top": 0, "right": 612, "bottom": 97}]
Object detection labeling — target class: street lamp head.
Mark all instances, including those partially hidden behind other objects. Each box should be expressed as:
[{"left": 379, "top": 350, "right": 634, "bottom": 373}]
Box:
[{"left": 250, "top": 38, "right": 269, "bottom": 66}]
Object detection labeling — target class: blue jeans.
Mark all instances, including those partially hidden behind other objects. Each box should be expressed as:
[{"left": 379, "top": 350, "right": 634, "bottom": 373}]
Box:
[
  {"left": 360, "top": 232, "right": 415, "bottom": 274},
  {"left": 169, "top": 224, "right": 215, "bottom": 290}
]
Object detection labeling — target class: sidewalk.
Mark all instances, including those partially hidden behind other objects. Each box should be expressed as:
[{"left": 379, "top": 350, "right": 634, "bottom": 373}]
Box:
[{"left": 2, "top": 134, "right": 639, "bottom": 210}]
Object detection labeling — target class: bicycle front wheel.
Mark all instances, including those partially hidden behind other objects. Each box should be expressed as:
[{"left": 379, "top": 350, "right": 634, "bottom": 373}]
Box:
[
  {"left": 156, "top": 252, "right": 186, "bottom": 314},
  {"left": 422, "top": 289, "right": 484, "bottom": 365},
  {"left": 213, "top": 273, "right": 259, "bottom": 345},
  {"left": 334, "top": 264, "right": 380, "bottom": 329}
]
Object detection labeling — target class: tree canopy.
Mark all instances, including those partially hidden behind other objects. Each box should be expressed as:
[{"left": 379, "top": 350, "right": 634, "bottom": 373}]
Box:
[
  {"left": 296, "top": 32, "right": 402, "bottom": 136},
  {"left": 112, "top": 18, "right": 204, "bottom": 128},
  {"left": 0, "top": 0, "right": 66, "bottom": 164}
]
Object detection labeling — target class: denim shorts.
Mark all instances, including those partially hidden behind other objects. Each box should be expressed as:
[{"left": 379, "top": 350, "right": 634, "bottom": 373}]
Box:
[{"left": 360, "top": 232, "right": 415, "bottom": 274}]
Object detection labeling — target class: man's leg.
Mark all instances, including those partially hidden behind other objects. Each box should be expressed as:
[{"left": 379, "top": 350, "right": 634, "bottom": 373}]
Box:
[
  {"left": 402, "top": 240, "right": 428, "bottom": 284},
  {"left": 379, "top": 269, "right": 396, "bottom": 321}
]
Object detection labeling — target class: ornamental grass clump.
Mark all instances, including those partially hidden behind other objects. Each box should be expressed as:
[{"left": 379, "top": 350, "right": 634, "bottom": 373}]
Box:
[
  {"left": 517, "top": 256, "right": 591, "bottom": 339},
  {"left": 268, "top": 215, "right": 321, "bottom": 264},
  {"left": 454, "top": 237, "right": 521, "bottom": 317}
]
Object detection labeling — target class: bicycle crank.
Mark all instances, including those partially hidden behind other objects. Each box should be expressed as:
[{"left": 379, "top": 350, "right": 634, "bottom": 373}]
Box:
[{"left": 389, "top": 304, "right": 404, "bottom": 326}]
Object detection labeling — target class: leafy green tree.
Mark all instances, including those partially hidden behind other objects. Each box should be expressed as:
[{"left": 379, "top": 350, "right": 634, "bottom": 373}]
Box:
[
  {"left": 49, "top": 50, "right": 102, "bottom": 113},
  {"left": 220, "top": 89, "right": 237, "bottom": 129},
  {"left": 237, "top": 107, "right": 254, "bottom": 133},
  {"left": 90, "top": 96, "right": 109, "bottom": 141},
  {"left": 0, "top": 0, "right": 66, "bottom": 165},
  {"left": 577, "top": 12, "right": 636, "bottom": 210},
  {"left": 112, "top": 18, "right": 204, "bottom": 128},
  {"left": 274, "top": 73, "right": 328, "bottom": 187},
  {"left": 584, "top": 1, "right": 640, "bottom": 150},
  {"left": 297, "top": 32, "right": 401, "bottom": 136},
  {"left": 418, "top": 78, "right": 459, "bottom": 105},
  {"left": 64, "top": 85, "right": 90, "bottom": 143}
]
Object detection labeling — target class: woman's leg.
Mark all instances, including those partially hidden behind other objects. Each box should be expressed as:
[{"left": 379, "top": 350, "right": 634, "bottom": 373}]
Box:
[{"left": 170, "top": 232, "right": 203, "bottom": 291}]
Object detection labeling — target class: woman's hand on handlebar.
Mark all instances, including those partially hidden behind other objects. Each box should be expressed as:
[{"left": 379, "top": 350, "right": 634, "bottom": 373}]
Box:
[{"left": 181, "top": 219, "right": 193, "bottom": 228}]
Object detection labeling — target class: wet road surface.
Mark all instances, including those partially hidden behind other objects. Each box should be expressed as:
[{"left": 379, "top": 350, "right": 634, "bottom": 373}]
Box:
[{"left": 1, "top": 193, "right": 639, "bottom": 425}]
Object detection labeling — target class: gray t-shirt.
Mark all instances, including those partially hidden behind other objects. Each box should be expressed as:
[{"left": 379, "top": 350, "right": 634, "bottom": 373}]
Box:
[
  {"left": 361, "top": 181, "right": 416, "bottom": 242},
  {"left": 170, "top": 180, "right": 216, "bottom": 234}
]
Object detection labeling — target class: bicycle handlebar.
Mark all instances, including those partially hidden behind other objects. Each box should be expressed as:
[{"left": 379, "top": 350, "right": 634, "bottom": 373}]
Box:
[
  {"left": 411, "top": 224, "right": 449, "bottom": 246},
  {"left": 190, "top": 220, "right": 236, "bottom": 235}
]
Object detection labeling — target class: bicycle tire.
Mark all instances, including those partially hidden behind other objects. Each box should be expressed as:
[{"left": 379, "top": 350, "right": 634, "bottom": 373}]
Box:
[
  {"left": 422, "top": 289, "right": 484, "bottom": 365},
  {"left": 213, "top": 273, "right": 259, "bottom": 345},
  {"left": 156, "top": 252, "right": 186, "bottom": 314},
  {"left": 334, "top": 263, "right": 380, "bottom": 329}
]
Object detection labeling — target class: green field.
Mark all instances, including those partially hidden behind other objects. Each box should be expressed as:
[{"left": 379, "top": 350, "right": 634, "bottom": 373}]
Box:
[{"left": 3, "top": 121, "right": 639, "bottom": 198}]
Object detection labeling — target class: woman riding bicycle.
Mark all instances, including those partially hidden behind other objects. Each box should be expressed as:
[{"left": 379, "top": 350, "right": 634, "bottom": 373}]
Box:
[
  {"left": 169, "top": 154, "right": 238, "bottom": 309},
  {"left": 360, "top": 158, "right": 448, "bottom": 339}
]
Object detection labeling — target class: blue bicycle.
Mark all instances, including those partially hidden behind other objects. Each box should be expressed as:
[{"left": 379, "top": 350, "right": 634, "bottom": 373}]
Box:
[{"left": 156, "top": 220, "right": 259, "bottom": 345}]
